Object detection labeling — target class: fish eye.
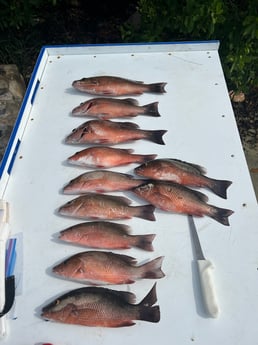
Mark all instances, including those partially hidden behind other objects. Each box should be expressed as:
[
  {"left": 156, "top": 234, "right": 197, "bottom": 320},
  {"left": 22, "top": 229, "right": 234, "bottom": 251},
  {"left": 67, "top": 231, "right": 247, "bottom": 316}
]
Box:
[
  {"left": 55, "top": 299, "right": 60, "bottom": 305},
  {"left": 72, "top": 128, "right": 76, "bottom": 133}
]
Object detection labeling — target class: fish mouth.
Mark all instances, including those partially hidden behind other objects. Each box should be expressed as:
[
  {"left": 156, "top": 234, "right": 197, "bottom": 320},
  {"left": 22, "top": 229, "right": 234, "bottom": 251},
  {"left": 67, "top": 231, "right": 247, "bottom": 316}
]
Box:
[
  {"left": 52, "top": 265, "right": 63, "bottom": 275},
  {"left": 58, "top": 200, "right": 84, "bottom": 217},
  {"left": 41, "top": 311, "right": 51, "bottom": 320},
  {"left": 65, "top": 135, "right": 74, "bottom": 144},
  {"left": 67, "top": 158, "right": 82, "bottom": 166},
  {"left": 72, "top": 80, "right": 79, "bottom": 87},
  {"left": 62, "top": 186, "right": 75, "bottom": 194}
]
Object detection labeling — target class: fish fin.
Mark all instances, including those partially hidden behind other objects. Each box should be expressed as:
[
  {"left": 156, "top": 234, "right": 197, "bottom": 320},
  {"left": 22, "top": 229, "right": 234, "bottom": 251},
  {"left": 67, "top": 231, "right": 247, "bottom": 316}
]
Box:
[
  {"left": 140, "top": 154, "right": 157, "bottom": 163},
  {"left": 111, "top": 195, "right": 133, "bottom": 205},
  {"left": 209, "top": 206, "right": 234, "bottom": 226},
  {"left": 116, "top": 223, "right": 132, "bottom": 234},
  {"left": 208, "top": 179, "right": 232, "bottom": 199},
  {"left": 99, "top": 113, "right": 112, "bottom": 120},
  {"left": 143, "top": 102, "right": 160, "bottom": 117},
  {"left": 148, "top": 82, "right": 167, "bottom": 93},
  {"left": 111, "top": 321, "right": 136, "bottom": 327},
  {"left": 138, "top": 284, "right": 160, "bottom": 323},
  {"left": 147, "top": 130, "right": 167, "bottom": 145},
  {"left": 119, "top": 121, "right": 140, "bottom": 129},
  {"left": 167, "top": 158, "right": 207, "bottom": 175},
  {"left": 124, "top": 78, "right": 144, "bottom": 84},
  {"left": 123, "top": 98, "right": 139, "bottom": 106},
  {"left": 141, "top": 256, "right": 165, "bottom": 279},
  {"left": 139, "top": 282, "right": 157, "bottom": 307},
  {"left": 135, "top": 234, "right": 156, "bottom": 251},
  {"left": 119, "top": 148, "right": 134, "bottom": 154},
  {"left": 101, "top": 90, "right": 117, "bottom": 96},
  {"left": 112, "top": 252, "right": 138, "bottom": 265},
  {"left": 108, "top": 289, "right": 136, "bottom": 304},
  {"left": 139, "top": 305, "right": 160, "bottom": 323},
  {"left": 191, "top": 188, "right": 209, "bottom": 203},
  {"left": 134, "top": 204, "right": 156, "bottom": 221}
]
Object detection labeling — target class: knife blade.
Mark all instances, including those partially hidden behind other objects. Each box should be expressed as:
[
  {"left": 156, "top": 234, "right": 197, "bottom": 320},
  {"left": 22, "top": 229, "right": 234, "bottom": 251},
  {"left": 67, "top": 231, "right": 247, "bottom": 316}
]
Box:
[{"left": 188, "top": 215, "right": 219, "bottom": 318}]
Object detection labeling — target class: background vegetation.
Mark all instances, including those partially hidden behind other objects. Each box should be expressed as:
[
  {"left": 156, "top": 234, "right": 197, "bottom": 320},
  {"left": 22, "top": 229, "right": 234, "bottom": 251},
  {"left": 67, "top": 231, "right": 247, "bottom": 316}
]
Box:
[
  {"left": 122, "top": 0, "right": 258, "bottom": 93},
  {"left": 0, "top": 0, "right": 257, "bottom": 93}
]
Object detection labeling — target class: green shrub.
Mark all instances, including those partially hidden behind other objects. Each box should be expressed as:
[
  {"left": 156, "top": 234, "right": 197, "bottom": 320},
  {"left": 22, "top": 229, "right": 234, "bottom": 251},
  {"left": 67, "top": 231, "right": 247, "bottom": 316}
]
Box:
[
  {"left": 0, "top": 0, "right": 58, "bottom": 30},
  {"left": 121, "top": 0, "right": 258, "bottom": 92}
]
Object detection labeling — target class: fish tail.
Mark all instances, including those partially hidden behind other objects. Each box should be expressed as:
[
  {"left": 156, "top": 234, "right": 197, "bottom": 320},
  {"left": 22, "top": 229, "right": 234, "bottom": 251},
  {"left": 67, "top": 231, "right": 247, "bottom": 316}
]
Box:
[
  {"left": 141, "top": 256, "right": 165, "bottom": 279},
  {"left": 139, "top": 305, "right": 160, "bottom": 323},
  {"left": 147, "top": 130, "right": 167, "bottom": 145},
  {"left": 138, "top": 283, "right": 160, "bottom": 323},
  {"left": 209, "top": 206, "right": 234, "bottom": 226},
  {"left": 135, "top": 234, "right": 156, "bottom": 251},
  {"left": 209, "top": 178, "right": 232, "bottom": 199},
  {"left": 148, "top": 82, "right": 167, "bottom": 94},
  {"left": 134, "top": 204, "right": 156, "bottom": 221},
  {"left": 143, "top": 102, "right": 160, "bottom": 117}
]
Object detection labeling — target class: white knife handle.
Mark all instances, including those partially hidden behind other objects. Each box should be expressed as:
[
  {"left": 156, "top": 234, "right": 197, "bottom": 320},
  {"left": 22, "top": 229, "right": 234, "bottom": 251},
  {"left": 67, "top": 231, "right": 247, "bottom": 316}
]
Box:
[{"left": 197, "top": 260, "right": 219, "bottom": 318}]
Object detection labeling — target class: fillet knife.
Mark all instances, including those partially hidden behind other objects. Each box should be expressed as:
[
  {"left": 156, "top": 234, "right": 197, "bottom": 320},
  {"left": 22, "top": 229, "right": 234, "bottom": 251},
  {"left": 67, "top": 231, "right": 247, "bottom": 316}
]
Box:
[{"left": 188, "top": 215, "right": 219, "bottom": 318}]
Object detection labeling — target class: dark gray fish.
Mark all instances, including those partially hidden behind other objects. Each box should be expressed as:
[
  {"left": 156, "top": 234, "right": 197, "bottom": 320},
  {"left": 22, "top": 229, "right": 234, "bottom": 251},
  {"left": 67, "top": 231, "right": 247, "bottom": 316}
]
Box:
[{"left": 41, "top": 283, "right": 160, "bottom": 327}]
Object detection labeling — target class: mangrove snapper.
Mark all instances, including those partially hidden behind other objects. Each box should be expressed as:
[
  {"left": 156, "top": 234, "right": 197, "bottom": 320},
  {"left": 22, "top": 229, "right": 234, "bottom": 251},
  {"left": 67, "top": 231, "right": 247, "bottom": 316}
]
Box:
[
  {"left": 132, "top": 181, "right": 234, "bottom": 226},
  {"left": 65, "top": 119, "right": 167, "bottom": 145},
  {"left": 72, "top": 97, "right": 160, "bottom": 119},
  {"left": 58, "top": 193, "right": 156, "bottom": 221},
  {"left": 67, "top": 146, "right": 157, "bottom": 168},
  {"left": 59, "top": 221, "right": 155, "bottom": 251},
  {"left": 135, "top": 158, "right": 232, "bottom": 199},
  {"left": 63, "top": 170, "right": 146, "bottom": 194},
  {"left": 72, "top": 75, "right": 166, "bottom": 96},
  {"left": 41, "top": 283, "right": 160, "bottom": 327},
  {"left": 52, "top": 251, "right": 165, "bottom": 285}
]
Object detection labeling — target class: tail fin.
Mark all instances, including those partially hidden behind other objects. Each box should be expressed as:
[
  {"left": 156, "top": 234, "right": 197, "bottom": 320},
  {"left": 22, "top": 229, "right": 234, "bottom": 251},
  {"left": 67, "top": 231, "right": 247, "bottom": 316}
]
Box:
[
  {"left": 148, "top": 82, "right": 167, "bottom": 94},
  {"left": 147, "top": 130, "right": 167, "bottom": 145},
  {"left": 134, "top": 234, "right": 156, "bottom": 251},
  {"left": 139, "top": 305, "right": 160, "bottom": 323},
  {"left": 208, "top": 179, "right": 232, "bottom": 199},
  {"left": 143, "top": 102, "right": 161, "bottom": 117},
  {"left": 134, "top": 204, "right": 156, "bottom": 221},
  {"left": 141, "top": 256, "right": 165, "bottom": 279},
  {"left": 140, "top": 282, "right": 157, "bottom": 306},
  {"left": 138, "top": 283, "right": 160, "bottom": 323},
  {"left": 209, "top": 206, "right": 234, "bottom": 226}
]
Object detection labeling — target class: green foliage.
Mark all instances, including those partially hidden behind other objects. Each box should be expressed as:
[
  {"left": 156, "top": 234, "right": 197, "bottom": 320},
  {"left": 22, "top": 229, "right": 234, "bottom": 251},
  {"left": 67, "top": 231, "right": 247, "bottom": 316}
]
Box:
[
  {"left": 0, "top": 0, "right": 59, "bottom": 30},
  {"left": 121, "top": 0, "right": 258, "bottom": 92}
]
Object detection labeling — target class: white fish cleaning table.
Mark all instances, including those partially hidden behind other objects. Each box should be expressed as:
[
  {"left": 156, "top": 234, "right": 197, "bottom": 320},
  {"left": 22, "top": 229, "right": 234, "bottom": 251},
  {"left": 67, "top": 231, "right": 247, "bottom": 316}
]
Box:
[{"left": 0, "top": 42, "right": 257, "bottom": 344}]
